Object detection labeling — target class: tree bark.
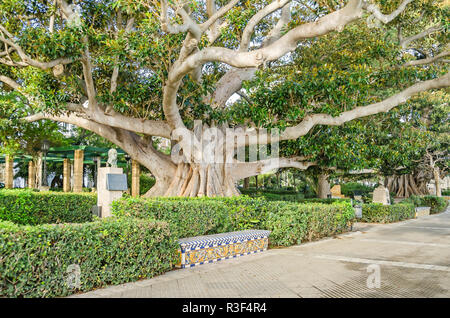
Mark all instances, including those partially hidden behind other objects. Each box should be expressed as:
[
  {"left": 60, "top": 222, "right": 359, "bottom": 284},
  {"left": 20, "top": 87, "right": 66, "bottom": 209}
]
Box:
[
  {"left": 385, "top": 173, "right": 429, "bottom": 197},
  {"left": 243, "top": 177, "right": 249, "bottom": 189},
  {"left": 433, "top": 167, "right": 441, "bottom": 197},
  {"left": 317, "top": 173, "right": 330, "bottom": 199}
]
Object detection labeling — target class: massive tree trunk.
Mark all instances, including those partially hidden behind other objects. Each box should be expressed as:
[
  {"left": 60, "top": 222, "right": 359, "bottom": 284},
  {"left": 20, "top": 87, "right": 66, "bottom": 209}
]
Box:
[
  {"left": 385, "top": 172, "right": 430, "bottom": 198},
  {"left": 156, "top": 162, "right": 240, "bottom": 197},
  {"left": 317, "top": 173, "right": 330, "bottom": 199}
]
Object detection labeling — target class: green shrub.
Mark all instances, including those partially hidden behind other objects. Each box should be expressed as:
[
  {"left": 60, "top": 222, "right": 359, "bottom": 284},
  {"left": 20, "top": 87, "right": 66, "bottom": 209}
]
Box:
[
  {"left": 442, "top": 189, "right": 450, "bottom": 196},
  {"left": 127, "top": 174, "right": 156, "bottom": 195},
  {"left": 417, "top": 195, "right": 448, "bottom": 214},
  {"left": 340, "top": 182, "right": 374, "bottom": 197},
  {"left": 112, "top": 196, "right": 266, "bottom": 238},
  {"left": 296, "top": 198, "right": 352, "bottom": 204},
  {"left": 112, "top": 196, "right": 355, "bottom": 247},
  {"left": 264, "top": 201, "right": 354, "bottom": 246},
  {"left": 239, "top": 188, "right": 304, "bottom": 202},
  {"left": 140, "top": 174, "right": 156, "bottom": 194},
  {"left": 361, "top": 203, "right": 415, "bottom": 223},
  {"left": 0, "top": 190, "right": 96, "bottom": 225},
  {"left": 0, "top": 217, "right": 177, "bottom": 297},
  {"left": 402, "top": 195, "right": 448, "bottom": 214}
]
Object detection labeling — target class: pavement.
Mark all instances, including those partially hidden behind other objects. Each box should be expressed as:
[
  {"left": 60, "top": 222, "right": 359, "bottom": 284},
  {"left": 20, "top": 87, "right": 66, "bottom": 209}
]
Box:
[{"left": 71, "top": 206, "right": 450, "bottom": 298}]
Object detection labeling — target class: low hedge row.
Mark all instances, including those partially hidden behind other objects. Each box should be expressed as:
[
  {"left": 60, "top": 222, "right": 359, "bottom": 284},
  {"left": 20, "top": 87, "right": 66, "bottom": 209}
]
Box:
[
  {"left": 361, "top": 203, "right": 415, "bottom": 223},
  {"left": 239, "top": 188, "right": 305, "bottom": 202},
  {"left": 112, "top": 196, "right": 355, "bottom": 247},
  {"left": 402, "top": 195, "right": 448, "bottom": 214},
  {"left": 0, "top": 217, "right": 177, "bottom": 297},
  {"left": 0, "top": 190, "right": 96, "bottom": 225}
]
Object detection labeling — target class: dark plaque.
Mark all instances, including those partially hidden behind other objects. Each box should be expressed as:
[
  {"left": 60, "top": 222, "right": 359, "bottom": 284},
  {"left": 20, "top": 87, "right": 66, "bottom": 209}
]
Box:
[{"left": 106, "top": 173, "right": 128, "bottom": 191}]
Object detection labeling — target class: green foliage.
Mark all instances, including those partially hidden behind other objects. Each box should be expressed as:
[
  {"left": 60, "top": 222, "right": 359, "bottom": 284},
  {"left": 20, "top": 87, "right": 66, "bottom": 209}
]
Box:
[
  {"left": 139, "top": 174, "right": 156, "bottom": 194},
  {"left": 127, "top": 174, "right": 156, "bottom": 195},
  {"left": 0, "top": 217, "right": 177, "bottom": 297},
  {"left": 239, "top": 188, "right": 305, "bottom": 202},
  {"left": 361, "top": 203, "right": 415, "bottom": 223},
  {"left": 402, "top": 195, "right": 448, "bottom": 214},
  {"left": 340, "top": 182, "right": 374, "bottom": 197},
  {"left": 238, "top": 188, "right": 353, "bottom": 203},
  {"left": 265, "top": 201, "right": 354, "bottom": 246},
  {"left": 112, "top": 196, "right": 355, "bottom": 247},
  {"left": 442, "top": 190, "right": 450, "bottom": 196},
  {"left": 0, "top": 190, "right": 96, "bottom": 225},
  {"left": 296, "top": 198, "right": 352, "bottom": 204}
]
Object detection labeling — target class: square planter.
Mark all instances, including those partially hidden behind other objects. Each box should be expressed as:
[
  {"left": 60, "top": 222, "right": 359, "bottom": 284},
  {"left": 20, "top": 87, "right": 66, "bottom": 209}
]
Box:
[{"left": 415, "top": 206, "right": 430, "bottom": 218}]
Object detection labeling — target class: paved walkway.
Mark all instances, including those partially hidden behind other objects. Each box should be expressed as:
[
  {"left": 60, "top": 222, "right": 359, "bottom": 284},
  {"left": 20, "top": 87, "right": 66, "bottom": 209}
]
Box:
[{"left": 72, "top": 207, "right": 450, "bottom": 298}]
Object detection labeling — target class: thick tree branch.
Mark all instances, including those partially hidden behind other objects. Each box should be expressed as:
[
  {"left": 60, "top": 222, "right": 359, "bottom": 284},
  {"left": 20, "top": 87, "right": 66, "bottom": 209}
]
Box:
[
  {"left": 160, "top": 0, "right": 201, "bottom": 37},
  {"left": 278, "top": 72, "right": 450, "bottom": 141},
  {"left": 363, "top": 0, "right": 413, "bottom": 24},
  {"left": 0, "top": 25, "right": 76, "bottom": 70},
  {"left": 231, "top": 157, "right": 316, "bottom": 180},
  {"left": 23, "top": 112, "right": 176, "bottom": 178},
  {"left": 0, "top": 74, "right": 22, "bottom": 90},
  {"left": 86, "top": 110, "right": 172, "bottom": 139},
  {"left": 232, "top": 71, "right": 450, "bottom": 147},
  {"left": 200, "top": 0, "right": 240, "bottom": 32},
  {"left": 262, "top": 2, "right": 292, "bottom": 47},
  {"left": 402, "top": 50, "right": 450, "bottom": 67},
  {"left": 170, "top": 0, "right": 365, "bottom": 84},
  {"left": 400, "top": 24, "right": 443, "bottom": 49},
  {"left": 206, "top": 67, "right": 256, "bottom": 108},
  {"left": 240, "top": 0, "right": 291, "bottom": 52}
]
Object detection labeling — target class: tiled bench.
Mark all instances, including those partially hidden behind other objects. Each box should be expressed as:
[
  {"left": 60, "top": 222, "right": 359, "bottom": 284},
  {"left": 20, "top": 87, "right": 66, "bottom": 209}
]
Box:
[
  {"left": 177, "top": 230, "right": 271, "bottom": 268},
  {"left": 415, "top": 207, "right": 430, "bottom": 217}
]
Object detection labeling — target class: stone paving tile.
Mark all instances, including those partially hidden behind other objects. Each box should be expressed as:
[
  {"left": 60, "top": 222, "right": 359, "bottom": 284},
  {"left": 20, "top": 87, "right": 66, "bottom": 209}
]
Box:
[{"left": 70, "top": 207, "right": 450, "bottom": 298}]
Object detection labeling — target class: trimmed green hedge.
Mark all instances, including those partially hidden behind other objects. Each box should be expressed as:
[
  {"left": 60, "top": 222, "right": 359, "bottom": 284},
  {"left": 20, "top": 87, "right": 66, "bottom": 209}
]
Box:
[
  {"left": 402, "top": 195, "right": 448, "bottom": 214},
  {"left": 340, "top": 182, "right": 374, "bottom": 197},
  {"left": 0, "top": 190, "right": 96, "bottom": 225},
  {"left": 237, "top": 188, "right": 353, "bottom": 203},
  {"left": 239, "top": 188, "right": 305, "bottom": 202},
  {"left": 0, "top": 217, "right": 177, "bottom": 297},
  {"left": 361, "top": 203, "right": 415, "bottom": 223},
  {"left": 264, "top": 201, "right": 354, "bottom": 246},
  {"left": 297, "top": 198, "right": 352, "bottom": 204},
  {"left": 112, "top": 197, "right": 355, "bottom": 247}
]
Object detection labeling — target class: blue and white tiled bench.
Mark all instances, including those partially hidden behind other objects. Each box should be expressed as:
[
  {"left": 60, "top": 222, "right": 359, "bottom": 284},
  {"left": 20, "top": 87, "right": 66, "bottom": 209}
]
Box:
[{"left": 177, "top": 230, "right": 271, "bottom": 268}]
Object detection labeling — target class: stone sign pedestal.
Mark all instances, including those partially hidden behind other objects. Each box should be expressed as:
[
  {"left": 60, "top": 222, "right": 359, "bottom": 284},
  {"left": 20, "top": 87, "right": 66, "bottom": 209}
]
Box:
[
  {"left": 372, "top": 185, "right": 390, "bottom": 205},
  {"left": 330, "top": 185, "right": 345, "bottom": 198},
  {"left": 97, "top": 167, "right": 126, "bottom": 217}
]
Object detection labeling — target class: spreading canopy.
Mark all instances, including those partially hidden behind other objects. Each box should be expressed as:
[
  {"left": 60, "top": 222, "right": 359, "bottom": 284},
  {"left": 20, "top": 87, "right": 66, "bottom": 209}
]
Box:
[{"left": 0, "top": 0, "right": 448, "bottom": 196}]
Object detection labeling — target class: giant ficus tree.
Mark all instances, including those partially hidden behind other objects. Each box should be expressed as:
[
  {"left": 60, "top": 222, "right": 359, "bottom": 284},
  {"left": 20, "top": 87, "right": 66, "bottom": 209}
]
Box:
[
  {"left": 382, "top": 91, "right": 449, "bottom": 197},
  {"left": 0, "top": 0, "right": 448, "bottom": 197}
]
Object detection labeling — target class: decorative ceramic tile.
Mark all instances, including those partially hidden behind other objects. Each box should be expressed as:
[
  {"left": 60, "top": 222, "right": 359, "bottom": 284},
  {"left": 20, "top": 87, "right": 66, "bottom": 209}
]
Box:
[{"left": 177, "top": 230, "right": 270, "bottom": 268}]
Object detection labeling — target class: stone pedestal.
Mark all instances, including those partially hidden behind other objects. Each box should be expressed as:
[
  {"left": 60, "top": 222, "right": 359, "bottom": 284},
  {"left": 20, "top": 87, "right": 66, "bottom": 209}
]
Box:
[
  {"left": 131, "top": 160, "right": 140, "bottom": 197},
  {"left": 28, "top": 161, "right": 36, "bottom": 189},
  {"left": 372, "top": 185, "right": 390, "bottom": 205},
  {"left": 63, "top": 158, "right": 71, "bottom": 192},
  {"left": 97, "top": 167, "right": 126, "bottom": 218},
  {"left": 330, "top": 185, "right": 341, "bottom": 197},
  {"left": 73, "top": 149, "right": 84, "bottom": 193},
  {"left": 5, "top": 155, "right": 13, "bottom": 189}
]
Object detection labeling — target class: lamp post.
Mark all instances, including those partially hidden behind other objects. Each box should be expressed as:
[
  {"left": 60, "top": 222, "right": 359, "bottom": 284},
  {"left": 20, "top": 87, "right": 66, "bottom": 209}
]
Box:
[
  {"left": 41, "top": 139, "right": 50, "bottom": 187},
  {"left": 125, "top": 154, "right": 131, "bottom": 175}
]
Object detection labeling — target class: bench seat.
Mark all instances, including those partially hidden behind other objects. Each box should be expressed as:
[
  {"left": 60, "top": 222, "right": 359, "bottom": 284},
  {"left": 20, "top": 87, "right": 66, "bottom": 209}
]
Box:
[{"left": 177, "top": 229, "right": 271, "bottom": 268}]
